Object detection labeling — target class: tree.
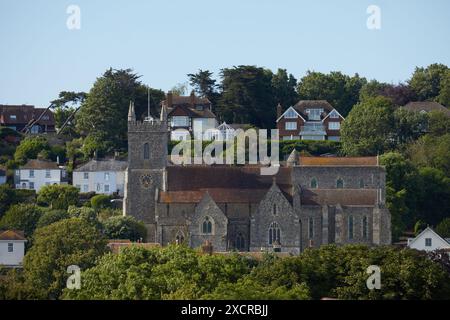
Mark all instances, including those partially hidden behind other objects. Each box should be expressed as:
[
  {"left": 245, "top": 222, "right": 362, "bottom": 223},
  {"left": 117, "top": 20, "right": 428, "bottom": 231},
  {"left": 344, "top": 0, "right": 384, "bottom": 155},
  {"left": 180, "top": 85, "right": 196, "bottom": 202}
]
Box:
[
  {"left": 37, "top": 185, "right": 79, "bottom": 210},
  {"left": 437, "top": 70, "right": 450, "bottom": 107},
  {"left": 0, "top": 184, "right": 15, "bottom": 218},
  {"left": 51, "top": 91, "right": 87, "bottom": 135},
  {"left": 14, "top": 136, "right": 51, "bottom": 164},
  {"left": 407, "top": 134, "right": 450, "bottom": 176},
  {"left": 361, "top": 81, "right": 417, "bottom": 107},
  {"left": 409, "top": 63, "right": 449, "bottom": 101},
  {"left": 436, "top": 218, "right": 450, "bottom": 238},
  {"left": 271, "top": 68, "right": 298, "bottom": 108},
  {"left": 427, "top": 110, "right": 450, "bottom": 136},
  {"left": 171, "top": 82, "right": 188, "bottom": 96},
  {"left": 102, "top": 216, "right": 147, "bottom": 241},
  {"left": 393, "top": 108, "right": 428, "bottom": 145},
  {"left": 75, "top": 68, "right": 164, "bottom": 152},
  {"left": 297, "top": 71, "right": 366, "bottom": 116},
  {"left": 36, "top": 209, "right": 70, "bottom": 229},
  {"left": 217, "top": 65, "right": 275, "bottom": 128},
  {"left": 341, "top": 96, "right": 395, "bottom": 156},
  {"left": 187, "top": 70, "right": 220, "bottom": 107},
  {"left": 90, "top": 194, "right": 112, "bottom": 211},
  {"left": 22, "top": 218, "right": 107, "bottom": 299},
  {"left": 0, "top": 204, "right": 44, "bottom": 237}
]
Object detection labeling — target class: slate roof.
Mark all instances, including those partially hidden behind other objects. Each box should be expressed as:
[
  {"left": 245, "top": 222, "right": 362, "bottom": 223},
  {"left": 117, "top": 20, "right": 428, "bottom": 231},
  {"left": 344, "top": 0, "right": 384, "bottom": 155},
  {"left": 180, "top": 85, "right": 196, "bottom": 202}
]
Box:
[
  {"left": 0, "top": 105, "right": 55, "bottom": 125},
  {"left": 167, "top": 104, "right": 216, "bottom": 119},
  {"left": 301, "top": 189, "right": 377, "bottom": 206},
  {"left": 292, "top": 100, "right": 335, "bottom": 119},
  {"left": 0, "top": 230, "right": 26, "bottom": 241},
  {"left": 403, "top": 101, "right": 450, "bottom": 115},
  {"left": 74, "top": 159, "right": 128, "bottom": 172},
  {"left": 21, "top": 159, "right": 61, "bottom": 170}
]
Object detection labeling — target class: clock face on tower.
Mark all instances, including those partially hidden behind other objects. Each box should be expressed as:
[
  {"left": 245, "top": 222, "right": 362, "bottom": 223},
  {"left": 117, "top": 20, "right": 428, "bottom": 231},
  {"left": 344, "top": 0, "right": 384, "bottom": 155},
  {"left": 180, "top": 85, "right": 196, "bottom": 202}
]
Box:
[{"left": 140, "top": 174, "right": 152, "bottom": 188}]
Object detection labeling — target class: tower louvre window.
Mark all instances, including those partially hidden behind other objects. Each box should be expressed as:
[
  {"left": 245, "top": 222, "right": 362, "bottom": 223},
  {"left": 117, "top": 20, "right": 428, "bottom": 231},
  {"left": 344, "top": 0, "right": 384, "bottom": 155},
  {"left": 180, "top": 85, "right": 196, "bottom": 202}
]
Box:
[{"left": 144, "top": 143, "right": 150, "bottom": 159}]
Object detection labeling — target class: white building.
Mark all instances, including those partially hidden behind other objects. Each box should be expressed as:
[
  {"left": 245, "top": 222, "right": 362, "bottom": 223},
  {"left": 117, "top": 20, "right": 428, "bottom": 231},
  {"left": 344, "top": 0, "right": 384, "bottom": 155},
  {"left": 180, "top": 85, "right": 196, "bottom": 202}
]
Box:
[
  {"left": 73, "top": 159, "right": 127, "bottom": 195},
  {"left": 15, "top": 159, "right": 67, "bottom": 192},
  {"left": 0, "top": 230, "right": 27, "bottom": 268},
  {"left": 407, "top": 227, "right": 450, "bottom": 252}
]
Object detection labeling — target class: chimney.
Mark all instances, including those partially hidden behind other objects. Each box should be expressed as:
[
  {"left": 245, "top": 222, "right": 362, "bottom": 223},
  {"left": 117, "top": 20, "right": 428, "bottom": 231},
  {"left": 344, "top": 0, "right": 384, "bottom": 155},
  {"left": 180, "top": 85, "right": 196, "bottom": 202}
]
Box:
[
  {"left": 190, "top": 90, "right": 196, "bottom": 107},
  {"left": 56, "top": 156, "right": 60, "bottom": 165},
  {"left": 277, "top": 103, "right": 283, "bottom": 119},
  {"left": 167, "top": 91, "right": 173, "bottom": 109}
]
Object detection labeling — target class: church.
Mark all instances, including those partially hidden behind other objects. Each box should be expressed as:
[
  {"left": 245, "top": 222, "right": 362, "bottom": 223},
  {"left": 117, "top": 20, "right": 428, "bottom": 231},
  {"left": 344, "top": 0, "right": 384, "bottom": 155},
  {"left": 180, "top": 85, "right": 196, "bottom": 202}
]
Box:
[{"left": 124, "top": 102, "right": 391, "bottom": 254}]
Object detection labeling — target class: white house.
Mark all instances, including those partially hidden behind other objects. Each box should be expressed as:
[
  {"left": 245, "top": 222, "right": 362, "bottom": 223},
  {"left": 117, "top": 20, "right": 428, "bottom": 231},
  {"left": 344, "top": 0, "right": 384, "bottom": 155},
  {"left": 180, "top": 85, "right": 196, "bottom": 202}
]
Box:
[
  {"left": 73, "top": 158, "right": 127, "bottom": 195},
  {"left": 15, "top": 159, "right": 67, "bottom": 192},
  {"left": 0, "top": 230, "right": 27, "bottom": 267},
  {"left": 407, "top": 227, "right": 450, "bottom": 252},
  {"left": 0, "top": 167, "right": 6, "bottom": 185}
]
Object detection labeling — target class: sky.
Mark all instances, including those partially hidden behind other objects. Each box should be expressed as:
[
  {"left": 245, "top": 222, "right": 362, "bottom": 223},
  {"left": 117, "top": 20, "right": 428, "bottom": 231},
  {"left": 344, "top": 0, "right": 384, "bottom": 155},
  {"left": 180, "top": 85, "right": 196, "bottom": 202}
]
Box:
[{"left": 0, "top": 0, "right": 449, "bottom": 107}]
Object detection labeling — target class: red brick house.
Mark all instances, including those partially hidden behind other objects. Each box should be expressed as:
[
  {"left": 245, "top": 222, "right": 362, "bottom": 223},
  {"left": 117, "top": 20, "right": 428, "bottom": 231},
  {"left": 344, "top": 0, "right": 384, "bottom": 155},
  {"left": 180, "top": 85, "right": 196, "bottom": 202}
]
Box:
[
  {"left": 0, "top": 105, "right": 55, "bottom": 133},
  {"left": 276, "top": 100, "right": 344, "bottom": 141}
]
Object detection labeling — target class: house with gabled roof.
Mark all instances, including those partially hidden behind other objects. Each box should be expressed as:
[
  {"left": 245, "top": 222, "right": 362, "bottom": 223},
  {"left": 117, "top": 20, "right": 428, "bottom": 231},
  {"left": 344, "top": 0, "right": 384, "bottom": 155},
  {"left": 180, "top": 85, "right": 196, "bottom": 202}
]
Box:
[
  {"left": 0, "top": 104, "right": 55, "bottom": 133},
  {"left": 403, "top": 101, "right": 450, "bottom": 116},
  {"left": 407, "top": 227, "right": 450, "bottom": 253},
  {"left": 0, "top": 230, "right": 27, "bottom": 267},
  {"left": 14, "top": 159, "right": 67, "bottom": 192},
  {"left": 276, "top": 100, "right": 344, "bottom": 141},
  {"left": 161, "top": 91, "right": 218, "bottom": 141}
]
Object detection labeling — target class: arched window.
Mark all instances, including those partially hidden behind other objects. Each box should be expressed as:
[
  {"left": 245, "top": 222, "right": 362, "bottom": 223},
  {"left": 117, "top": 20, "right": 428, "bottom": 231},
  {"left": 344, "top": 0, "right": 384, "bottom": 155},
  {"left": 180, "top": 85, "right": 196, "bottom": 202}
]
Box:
[
  {"left": 143, "top": 143, "right": 150, "bottom": 160},
  {"left": 359, "top": 178, "right": 364, "bottom": 189},
  {"left": 336, "top": 178, "right": 344, "bottom": 189},
  {"left": 235, "top": 233, "right": 245, "bottom": 250},
  {"left": 348, "top": 216, "right": 354, "bottom": 240},
  {"left": 273, "top": 204, "right": 277, "bottom": 216},
  {"left": 308, "top": 217, "right": 314, "bottom": 239},
  {"left": 268, "top": 222, "right": 281, "bottom": 245},
  {"left": 310, "top": 178, "right": 318, "bottom": 189},
  {"left": 202, "top": 216, "right": 213, "bottom": 234},
  {"left": 175, "top": 231, "right": 185, "bottom": 244},
  {"left": 362, "top": 216, "right": 368, "bottom": 239}
]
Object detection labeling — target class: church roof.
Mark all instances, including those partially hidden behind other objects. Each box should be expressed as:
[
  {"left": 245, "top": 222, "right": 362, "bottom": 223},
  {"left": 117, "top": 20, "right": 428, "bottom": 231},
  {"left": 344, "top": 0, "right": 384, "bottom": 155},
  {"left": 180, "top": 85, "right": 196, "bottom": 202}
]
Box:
[
  {"left": 298, "top": 156, "right": 379, "bottom": 166},
  {"left": 301, "top": 189, "right": 377, "bottom": 206}
]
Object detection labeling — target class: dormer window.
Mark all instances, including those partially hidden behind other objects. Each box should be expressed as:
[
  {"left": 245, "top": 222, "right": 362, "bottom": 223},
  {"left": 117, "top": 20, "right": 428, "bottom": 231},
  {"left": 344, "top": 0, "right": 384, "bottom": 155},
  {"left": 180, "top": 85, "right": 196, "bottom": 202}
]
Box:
[
  {"left": 329, "top": 110, "right": 340, "bottom": 119},
  {"left": 306, "top": 108, "right": 323, "bottom": 120},
  {"left": 284, "top": 108, "right": 298, "bottom": 119}
]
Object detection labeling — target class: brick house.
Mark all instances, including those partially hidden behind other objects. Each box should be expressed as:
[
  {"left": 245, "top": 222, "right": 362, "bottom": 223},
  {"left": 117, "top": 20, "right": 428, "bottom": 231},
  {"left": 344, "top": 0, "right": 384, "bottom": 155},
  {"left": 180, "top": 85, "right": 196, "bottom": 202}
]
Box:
[
  {"left": 161, "top": 91, "right": 218, "bottom": 141},
  {"left": 276, "top": 100, "right": 344, "bottom": 141},
  {"left": 0, "top": 105, "right": 55, "bottom": 133}
]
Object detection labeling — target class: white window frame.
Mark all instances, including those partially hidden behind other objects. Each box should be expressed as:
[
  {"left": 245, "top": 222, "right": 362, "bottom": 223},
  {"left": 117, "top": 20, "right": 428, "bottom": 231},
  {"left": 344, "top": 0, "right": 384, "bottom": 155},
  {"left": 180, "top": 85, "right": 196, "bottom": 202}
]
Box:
[
  {"left": 328, "top": 122, "right": 340, "bottom": 130},
  {"left": 104, "top": 172, "right": 110, "bottom": 181},
  {"left": 83, "top": 172, "right": 89, "bottom": 180},
  {"left": 45, "top": 169, "right": 51, "bottom": 178},
  {"left": 29, "top": 170, "right": 34, "bottom": 178},
  {"left": 8, "top": 243, "right": 13, "bottom": 252},
  {"left": 285, "top": 122, "right": 297, "bottom": 131}
]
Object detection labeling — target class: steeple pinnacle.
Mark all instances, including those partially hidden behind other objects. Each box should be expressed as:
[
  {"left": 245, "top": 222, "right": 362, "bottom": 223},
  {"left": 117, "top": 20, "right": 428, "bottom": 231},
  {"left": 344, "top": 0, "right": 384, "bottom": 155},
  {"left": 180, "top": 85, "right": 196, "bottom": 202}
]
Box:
[{"left": 128, "top": 101, "right": 136, "bottom": 122}]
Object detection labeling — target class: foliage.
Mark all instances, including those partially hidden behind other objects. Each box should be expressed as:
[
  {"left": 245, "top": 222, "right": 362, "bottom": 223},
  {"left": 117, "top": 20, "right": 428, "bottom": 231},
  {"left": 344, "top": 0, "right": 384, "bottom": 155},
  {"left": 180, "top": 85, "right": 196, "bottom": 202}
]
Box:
[
  {"left": 187, "top": 69, "right": 220, "bottom": 107},
  {"left": 90, "top": 194, "right": 112, "bottom": 211},
  {"left": 341, "top": 96, "right": 395, "bottom": 156},
  {"left": 37, "top": 184, "right": 79, "bottom": 210},
  {"left": 0, "top": 204, "right": 44, "bottom": 237},
  {"left": 67, "top": 206, "right": 99, "bottom": 226},
  {"left": 409, "top": 63, "right": 449, "bottom": 101},
  {"left": 14, "top": 136, "right": 51, "bottom": 164},
  {"left": 22, "top": 218, "right": 107, "bottom": 299},
  {"left": 436, "top": 218, "right": 450, "bottom": 238},
  {"left": 297, "top": 71, "right": 366, "bottom": 116},
  {"left": 407, "top": 134, "right": 450, "bottom": 176},
  {"left": 437, "top": 70, "right": 450, "bottom": 107},
  {"left": 36, "top": 209, "right": 70, "bottom": 229},
  {"left": 102, "top": 216, "right": 147, "bottom": 241}
]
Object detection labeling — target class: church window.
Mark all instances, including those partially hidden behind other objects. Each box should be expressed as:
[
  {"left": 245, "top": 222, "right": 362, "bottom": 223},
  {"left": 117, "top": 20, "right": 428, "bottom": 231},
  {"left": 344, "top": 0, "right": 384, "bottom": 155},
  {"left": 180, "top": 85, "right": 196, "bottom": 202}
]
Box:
[
  {"left": 268, "top": 222, "right": 281, "bottom": 245},
  {"left": 202, "top": 216, "right": 213, "bottom": 234},
  {"left": 308, "top": 217, "right": 314, "bottom": 239},
  {"left": 144, "top": 143, "right": 150, "bottom": 159},
  {"left": 176, "top": 231, "right": 185, "bottom": 244},
  {"left": 336, "top": 178, "right": 344, "bottom": 189},
  {"left": 348, "top": 216, "right": 354, "bottom": 239},
  {"left": 310, "top": 178, "right": 318, "bottom": 189},
  {"left": 236, "top": 233, "right": 245, "bottom": 250}
]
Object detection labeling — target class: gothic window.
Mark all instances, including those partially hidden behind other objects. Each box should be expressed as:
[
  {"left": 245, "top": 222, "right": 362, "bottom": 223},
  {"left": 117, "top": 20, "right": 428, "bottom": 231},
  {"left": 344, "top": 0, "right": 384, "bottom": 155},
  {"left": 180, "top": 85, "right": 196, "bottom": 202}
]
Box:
[
  {"left": 359, "top": 178, "right": 364, "bottom": 189},
  {"left": 202, "top": 216, "right": 213, "bottom": 234},
  {"left": 268, "top": 222, "right": 281, "bottom": 245},
  {"left": 362, "top": 216, "right": 368, "bottom": 239},
  {"left": 308, "top": 217, "right": 314, "bottom": 239},
  {"left": 310, "top": 177, "right": 318, "bottom": 189},
  {"left": 273, "top": 204, "right": 277, "bottom": 216},
  {"left": 144, "top": 143, "right": 150, "bottom": 159},
  {"left": 336, "top": 178, "right": 344, "bottom": 189},
  {"left": 236, "top": 233, "right": 245, "bottom": 250},
  {"left": 175, "top": 231, "right": 185, "bottom": 244},
  {"left": 348, "top": 216, "right": 354, "bottom": 240}
]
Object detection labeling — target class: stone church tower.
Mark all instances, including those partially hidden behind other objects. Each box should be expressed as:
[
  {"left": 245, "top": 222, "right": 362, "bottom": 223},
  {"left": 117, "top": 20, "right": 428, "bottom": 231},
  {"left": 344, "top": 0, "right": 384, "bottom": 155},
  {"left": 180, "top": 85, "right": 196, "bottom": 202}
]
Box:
[{"left": 124, "top": 101, "right": 168, "bottom": 241}]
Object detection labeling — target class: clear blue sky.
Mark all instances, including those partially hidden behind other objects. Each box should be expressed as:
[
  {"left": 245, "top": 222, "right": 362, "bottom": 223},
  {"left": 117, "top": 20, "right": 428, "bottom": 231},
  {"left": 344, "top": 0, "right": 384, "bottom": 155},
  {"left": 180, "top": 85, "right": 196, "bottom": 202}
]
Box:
[{"left": 1, "top": 0, "right": 449, "bottom": 107}]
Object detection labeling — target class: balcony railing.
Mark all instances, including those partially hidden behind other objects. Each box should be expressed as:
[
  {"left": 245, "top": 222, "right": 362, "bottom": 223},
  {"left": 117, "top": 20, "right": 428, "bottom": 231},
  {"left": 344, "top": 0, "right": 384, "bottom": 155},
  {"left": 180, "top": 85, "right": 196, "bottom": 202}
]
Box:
[{"left": 300, "top": 125, "right": 326, "bottom": 133}]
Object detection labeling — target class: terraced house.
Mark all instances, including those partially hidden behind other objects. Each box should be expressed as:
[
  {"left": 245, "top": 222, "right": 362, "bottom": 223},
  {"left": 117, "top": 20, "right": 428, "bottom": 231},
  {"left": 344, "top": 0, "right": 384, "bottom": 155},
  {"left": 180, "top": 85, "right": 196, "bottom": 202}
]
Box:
[{"left": 124, "top": 103, "right": 391, "bottom": 254}]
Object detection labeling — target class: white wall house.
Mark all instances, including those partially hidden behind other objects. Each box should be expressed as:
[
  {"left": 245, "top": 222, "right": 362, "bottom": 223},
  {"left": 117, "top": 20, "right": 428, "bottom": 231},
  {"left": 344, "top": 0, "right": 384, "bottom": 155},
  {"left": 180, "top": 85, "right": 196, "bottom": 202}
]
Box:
[
  {"left": 407, "top": 227, "right": 450, "bottom": 252},
  {"left": 14, "top": 159, "right": 67, "bottom": 192},
  {"left": 0, "top": 230, "right": 27, "bottom": 267},
  {"left": 73, "top": 159, "right": 127, "bottom": 195}
]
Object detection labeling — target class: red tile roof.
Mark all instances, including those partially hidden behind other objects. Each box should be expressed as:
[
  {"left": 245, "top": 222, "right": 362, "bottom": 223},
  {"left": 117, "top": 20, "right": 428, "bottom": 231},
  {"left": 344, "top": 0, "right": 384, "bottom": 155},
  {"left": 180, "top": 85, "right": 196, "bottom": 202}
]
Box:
[
  {"left": 0, "top": 230, "right": 26, "bottom": 241},
  {"left": 301, "top": 189, "right": 377, "bottom": 206},
  {"left": 299, "top": 156, "right": 378, "bottom": 166}
]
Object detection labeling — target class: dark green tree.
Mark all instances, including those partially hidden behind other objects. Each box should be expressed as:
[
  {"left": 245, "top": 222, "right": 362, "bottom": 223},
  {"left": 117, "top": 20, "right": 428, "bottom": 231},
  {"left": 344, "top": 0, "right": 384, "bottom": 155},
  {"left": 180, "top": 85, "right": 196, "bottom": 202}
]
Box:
[
  {"left": 102, "top": 216, "right": 147, "bottom": 241},
  {"left": 409, "top": 63, "right": 449, "bottom": 101},
  {"left": 187, "top": 69, "right": 220, "bottom": 107},
  {"left": 271, "top": 68, "right": 298, "bottom": 108},
  {"left": 436, "top": 218, "right": 450, "bottom": 238},
  {"left": 37, "top": 185, "right": 79, "bottom": 210},
  {"left": 0, "top": 204, "right": 44, "bottom": 237}
]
